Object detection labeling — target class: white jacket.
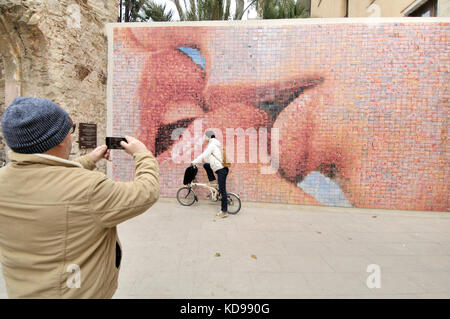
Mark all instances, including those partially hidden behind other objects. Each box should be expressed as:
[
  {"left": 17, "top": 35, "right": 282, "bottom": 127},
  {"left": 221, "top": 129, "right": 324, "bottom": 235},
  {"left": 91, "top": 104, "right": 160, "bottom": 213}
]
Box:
[{"left": 192, "top": 138, "right": 224, "bottom": 172}]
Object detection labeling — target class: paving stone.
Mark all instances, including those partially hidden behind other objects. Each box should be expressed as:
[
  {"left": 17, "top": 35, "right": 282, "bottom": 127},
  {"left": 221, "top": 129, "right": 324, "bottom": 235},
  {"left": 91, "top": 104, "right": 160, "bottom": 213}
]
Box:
[{"left": 1, "top": 200, "right": 449, "bottom": 298}]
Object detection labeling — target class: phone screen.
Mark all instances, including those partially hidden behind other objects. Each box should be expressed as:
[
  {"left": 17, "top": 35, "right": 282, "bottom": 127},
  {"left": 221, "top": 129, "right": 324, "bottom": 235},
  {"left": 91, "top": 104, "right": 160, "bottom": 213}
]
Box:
[{"left": 106, "top": 137, "right": 126, "bottom": 149}]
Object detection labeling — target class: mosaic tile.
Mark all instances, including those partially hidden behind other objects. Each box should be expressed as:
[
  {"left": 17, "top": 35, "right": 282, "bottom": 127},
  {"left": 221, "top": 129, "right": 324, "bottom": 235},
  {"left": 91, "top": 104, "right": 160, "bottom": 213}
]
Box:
[{"left": 109, "top": 21, "right": 449, "bottom": 212}]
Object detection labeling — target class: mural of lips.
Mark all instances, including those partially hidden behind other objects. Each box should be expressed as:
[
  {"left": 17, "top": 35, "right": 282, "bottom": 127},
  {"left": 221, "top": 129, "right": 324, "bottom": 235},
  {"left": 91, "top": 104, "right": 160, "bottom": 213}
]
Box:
[{"left": 110, "top": 21, "right": 449, "bottom": 212}]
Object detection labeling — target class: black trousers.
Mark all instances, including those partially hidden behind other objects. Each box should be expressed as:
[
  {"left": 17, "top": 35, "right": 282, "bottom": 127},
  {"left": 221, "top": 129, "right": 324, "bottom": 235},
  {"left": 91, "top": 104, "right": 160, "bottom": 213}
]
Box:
[{"left": 203, "top": 163, "right": 228, "bottom": 212}]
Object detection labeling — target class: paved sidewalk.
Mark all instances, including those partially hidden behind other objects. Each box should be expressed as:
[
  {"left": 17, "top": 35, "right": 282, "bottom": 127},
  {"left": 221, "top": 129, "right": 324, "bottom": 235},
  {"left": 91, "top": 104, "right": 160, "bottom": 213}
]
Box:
[
  {"left": 1, "top": 198, "right": 449, "bottom": 298},
  {"left": 114, "top": 199, "right": 450, "bottom": 299}
]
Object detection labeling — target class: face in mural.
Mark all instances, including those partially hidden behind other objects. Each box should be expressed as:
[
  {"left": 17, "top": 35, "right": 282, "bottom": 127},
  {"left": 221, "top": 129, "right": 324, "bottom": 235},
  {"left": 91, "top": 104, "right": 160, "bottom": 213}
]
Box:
[{"left": 112, "top": 23, "right": 448, "bottom": 212}]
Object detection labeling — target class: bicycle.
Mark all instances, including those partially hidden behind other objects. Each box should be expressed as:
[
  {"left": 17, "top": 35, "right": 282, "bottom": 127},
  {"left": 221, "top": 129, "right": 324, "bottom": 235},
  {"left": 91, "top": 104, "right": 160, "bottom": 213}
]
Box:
[{"left": 176, "top": 179, "right": 242, "bottom": 214}]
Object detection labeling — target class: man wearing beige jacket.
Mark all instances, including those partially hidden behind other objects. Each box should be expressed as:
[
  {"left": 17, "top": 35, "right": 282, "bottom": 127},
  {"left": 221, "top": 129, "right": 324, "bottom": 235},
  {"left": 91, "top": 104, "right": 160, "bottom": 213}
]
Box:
[{"left": 0, "top": 97, "right": 160, "bottom": 298}]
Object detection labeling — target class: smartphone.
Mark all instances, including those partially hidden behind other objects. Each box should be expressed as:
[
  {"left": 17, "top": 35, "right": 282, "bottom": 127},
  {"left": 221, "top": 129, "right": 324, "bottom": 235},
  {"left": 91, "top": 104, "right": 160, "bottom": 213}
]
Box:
[{"left": 106, "top": 137, "right": 127, "bottom": 149}]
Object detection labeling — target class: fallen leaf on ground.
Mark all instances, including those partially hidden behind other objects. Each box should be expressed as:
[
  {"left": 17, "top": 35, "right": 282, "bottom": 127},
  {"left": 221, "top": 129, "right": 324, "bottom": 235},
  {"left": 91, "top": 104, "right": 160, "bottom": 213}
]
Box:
[
  {"left": 215, "top": 253, "right": 221, "bottom": 257},
  {"left": 251, "top": 254, "right": 257, "bottom": 259}
]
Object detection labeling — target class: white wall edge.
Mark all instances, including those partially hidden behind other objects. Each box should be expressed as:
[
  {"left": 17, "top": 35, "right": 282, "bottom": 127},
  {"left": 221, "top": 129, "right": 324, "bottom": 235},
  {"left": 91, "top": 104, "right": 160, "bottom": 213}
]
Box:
[
  {"left": 106, "top": 17, "right": 450, "bottom": 28},
  {"left": 106, "top": 23, "right": 114, "bottom": 179}
]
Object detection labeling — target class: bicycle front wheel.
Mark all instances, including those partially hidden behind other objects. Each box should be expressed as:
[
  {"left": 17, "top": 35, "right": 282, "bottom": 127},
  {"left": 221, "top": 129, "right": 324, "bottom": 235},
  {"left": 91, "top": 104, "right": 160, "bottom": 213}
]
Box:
[
  {"left": 177, "top": 187, "right": 196, "bottom": 206},
  {"left": 226, "top": 192, "right": 241, "bottom": 214}
]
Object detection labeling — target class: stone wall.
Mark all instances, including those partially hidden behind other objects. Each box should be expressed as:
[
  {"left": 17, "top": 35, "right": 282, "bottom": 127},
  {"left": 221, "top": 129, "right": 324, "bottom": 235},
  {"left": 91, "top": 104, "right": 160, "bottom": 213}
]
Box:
[
  {"left": 439, "top": 0, "right": 450, "bottom": 17},
  {"left": 310, "top": 0, "right": 347, "bottom": 17},
  {"left": 0, "top": 57, "right": 5, "bottom": 164},
  {"left": 0, "top": 0, "right": 117, "bottom": 171},
  {"left": 347, "top": 0, "right": 414, "bottom": 17}
]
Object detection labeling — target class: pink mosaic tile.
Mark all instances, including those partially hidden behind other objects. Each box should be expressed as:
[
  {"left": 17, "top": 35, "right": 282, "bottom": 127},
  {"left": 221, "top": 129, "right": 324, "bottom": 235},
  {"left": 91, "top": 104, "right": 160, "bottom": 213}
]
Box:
[{"left": 109, "top": 20, "right": 449, "bottom": 212}]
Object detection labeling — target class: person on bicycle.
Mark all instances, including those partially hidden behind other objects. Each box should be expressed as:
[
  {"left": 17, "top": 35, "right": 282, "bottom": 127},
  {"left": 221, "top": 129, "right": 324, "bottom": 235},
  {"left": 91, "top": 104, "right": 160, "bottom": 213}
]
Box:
[{"left": 192, "top": 131, "right": 228, "bottom": 218}]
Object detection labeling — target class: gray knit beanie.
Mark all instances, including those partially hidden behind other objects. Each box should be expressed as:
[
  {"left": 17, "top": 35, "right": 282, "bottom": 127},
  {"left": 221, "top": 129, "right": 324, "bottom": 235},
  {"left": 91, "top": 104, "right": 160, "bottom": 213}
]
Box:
[{"left": 1, "top": 97, "right": 73, "bottom": 154}]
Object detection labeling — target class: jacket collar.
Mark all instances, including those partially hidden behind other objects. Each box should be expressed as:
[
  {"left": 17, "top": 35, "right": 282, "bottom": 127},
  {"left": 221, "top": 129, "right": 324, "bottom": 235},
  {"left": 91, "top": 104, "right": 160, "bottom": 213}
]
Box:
[{"left": 8, "top": 151, "right": 82, "bottom": 168}]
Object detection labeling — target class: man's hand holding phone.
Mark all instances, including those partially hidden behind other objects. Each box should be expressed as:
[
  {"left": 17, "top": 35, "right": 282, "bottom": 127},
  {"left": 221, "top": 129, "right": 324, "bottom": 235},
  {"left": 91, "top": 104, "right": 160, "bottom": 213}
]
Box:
[
  {"left": 88, "top": 145, "right": 111, "bottom": 163},
  {"left": 119, "top": 136, "right": 148, "bottom": 156}
]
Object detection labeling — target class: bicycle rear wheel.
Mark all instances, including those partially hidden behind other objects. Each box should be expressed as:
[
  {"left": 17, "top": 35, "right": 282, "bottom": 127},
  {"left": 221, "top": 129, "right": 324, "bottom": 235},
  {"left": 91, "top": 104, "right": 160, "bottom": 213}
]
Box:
[
  {"left": 226, "top": 192, "right": 241, "bottom": 214},
  {"left": 177, "top": 187, "right": 196, "bottom": 206}
]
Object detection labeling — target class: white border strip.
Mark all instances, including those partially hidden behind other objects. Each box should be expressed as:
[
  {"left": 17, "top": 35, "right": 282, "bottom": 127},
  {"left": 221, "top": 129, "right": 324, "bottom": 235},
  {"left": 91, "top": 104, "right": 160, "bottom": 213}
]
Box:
[
  {"left": 106, "top": 23, "right": 114, "bottom": 178},
  {"left": 106, "top": 17, "right": 449, "bottom": 28}
]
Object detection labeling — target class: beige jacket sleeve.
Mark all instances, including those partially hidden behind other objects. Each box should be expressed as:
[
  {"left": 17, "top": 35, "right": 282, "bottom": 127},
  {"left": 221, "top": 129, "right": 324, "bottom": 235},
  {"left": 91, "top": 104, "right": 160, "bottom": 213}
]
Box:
[
  {"left": 73, "top": 154, "right": 97, "bottom": 170},
  {"left": 87, "top": 150, "right": 160, "bottom": 227}
]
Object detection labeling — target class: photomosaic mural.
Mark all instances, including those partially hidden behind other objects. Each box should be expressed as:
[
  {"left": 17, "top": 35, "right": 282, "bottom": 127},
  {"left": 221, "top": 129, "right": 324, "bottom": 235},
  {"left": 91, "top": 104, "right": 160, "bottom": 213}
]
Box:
[{"left": 107, "top": 19, "right": 449, "bottom": 212}]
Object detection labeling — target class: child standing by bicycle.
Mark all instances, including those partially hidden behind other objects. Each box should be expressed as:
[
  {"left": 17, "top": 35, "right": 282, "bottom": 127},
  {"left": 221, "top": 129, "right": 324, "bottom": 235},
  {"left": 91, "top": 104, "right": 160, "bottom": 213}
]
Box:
[{"left": 192, "top": 131, "right": 230, "bottom": 218}]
